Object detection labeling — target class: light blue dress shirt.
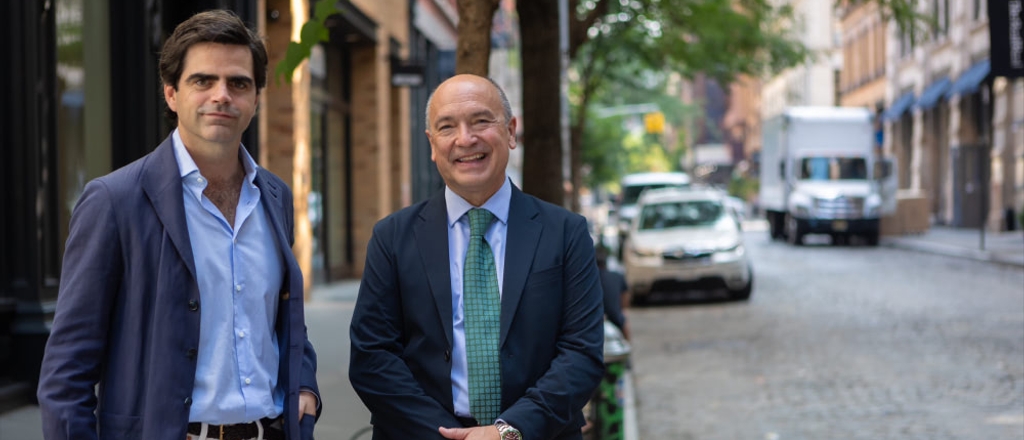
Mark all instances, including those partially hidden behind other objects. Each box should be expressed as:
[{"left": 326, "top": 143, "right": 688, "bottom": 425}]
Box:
[
  {"left": 445, "top": 178, "right": 512, "bottom": 418},
  {"left": 173, "top": 130, "right": 286, "bottom": 424}
]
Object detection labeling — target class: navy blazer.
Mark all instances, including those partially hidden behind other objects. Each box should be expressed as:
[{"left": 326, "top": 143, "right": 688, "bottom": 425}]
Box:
[
  {"left": 349, "top": 185, "right": 605, "bottom": 440},
  {"left": 37, "top": 136, "right": 320, "bottom": 440}
]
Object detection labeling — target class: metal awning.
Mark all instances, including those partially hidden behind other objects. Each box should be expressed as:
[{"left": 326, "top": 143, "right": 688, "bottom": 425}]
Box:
[
  {"left": 915, "top": 77, "right": 951, "bottom": 110},
  {"left": 945, "top": 59, "right": 991, "bottom": 99},
  {"left": 882, "top": 92, "right": 916, "bottom": 121}
]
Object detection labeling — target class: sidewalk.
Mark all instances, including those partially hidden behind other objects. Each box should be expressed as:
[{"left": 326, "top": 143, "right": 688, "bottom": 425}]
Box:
[
  {"left": 881, "top": 225, "right": 1024, "bottom": 267},
  {"left": 0, "top": 279, "right": 641, "bottom": 440}
]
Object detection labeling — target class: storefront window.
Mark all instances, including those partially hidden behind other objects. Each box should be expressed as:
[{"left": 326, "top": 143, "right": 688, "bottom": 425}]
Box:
[{"left": 56, "top": 0, "right": 110, "bottom": 263}]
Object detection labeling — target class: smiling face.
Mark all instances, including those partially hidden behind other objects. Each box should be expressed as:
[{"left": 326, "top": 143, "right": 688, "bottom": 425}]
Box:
[
  {"left": 426, "top": 75, "right": 517, "bottom": 206},
  {"left": 163, "top": 42, "right": 258, "bottom": 153}
]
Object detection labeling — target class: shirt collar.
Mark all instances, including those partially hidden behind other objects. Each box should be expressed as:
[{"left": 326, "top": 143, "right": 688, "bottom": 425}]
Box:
[
  {"left": 172, "top": 128, "right": 259, "bottom": 185},
  {"left": 445, "top": 178, "right": 512, "bottom": 228}
]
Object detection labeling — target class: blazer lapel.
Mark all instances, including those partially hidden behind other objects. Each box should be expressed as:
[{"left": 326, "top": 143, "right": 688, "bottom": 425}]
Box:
[
  {"left": 141, "top": 136, "right": 197, "bottom": 282},
  {"left": 500, "top": 186, "right": 541, "bottom": 348},
  {"left": 414, "top": 193, "right": 455, "bottom": 347},
  {"left": 254, "top": 169, "right": 287, "bottom": 245},
  {"left": 253, "top": 169, "right": 300, "bottom": 291}
]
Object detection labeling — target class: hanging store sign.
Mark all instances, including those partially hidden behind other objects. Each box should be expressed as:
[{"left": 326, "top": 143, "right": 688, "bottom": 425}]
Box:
[
  {"left": 391, "top": 59, "right": 426, "bottom": 87},
  {"left": 990, "top": 0, "right": 1024, "bottom": 77}
]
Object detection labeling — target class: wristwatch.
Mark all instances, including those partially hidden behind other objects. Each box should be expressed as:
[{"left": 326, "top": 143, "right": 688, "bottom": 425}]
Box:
[{"left": 495, "top": 421, "right": 522, "bottom": 440}]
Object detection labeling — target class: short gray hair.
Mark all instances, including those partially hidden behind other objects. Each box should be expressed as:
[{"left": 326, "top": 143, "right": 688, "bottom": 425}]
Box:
[{"left": 425, "top": 75, "right": 513, "bottom": 130}]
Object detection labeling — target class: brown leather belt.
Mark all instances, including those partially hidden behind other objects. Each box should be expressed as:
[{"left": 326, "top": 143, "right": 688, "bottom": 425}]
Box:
[{"left": 186, "top": 417, "right": 285, "bottom": 440}]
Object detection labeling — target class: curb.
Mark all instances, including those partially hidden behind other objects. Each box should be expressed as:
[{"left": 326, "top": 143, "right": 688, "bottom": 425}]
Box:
[
  {"left": 622, "top": 369, "right": 639, "bottom": 440},
  {"left": 882, "top": 238, "right": 1024, "bottom": 268}
]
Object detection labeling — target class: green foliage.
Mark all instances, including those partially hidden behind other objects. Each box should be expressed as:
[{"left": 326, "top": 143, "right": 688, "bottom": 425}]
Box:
[
  {"left": 273, "top": 0, "right": 342, "bottom": 85},
  {"left": 580, "top": 113, "right": 627, "bottom": 189},
  {"left": 575, "top": 0, "right": 811, "bottom": 85},
  {"left": 727, "top": 175, "right": 759, "bottom": 201},
  {"left": 622, "top": 132, "right": 673, "bottom": 175}
]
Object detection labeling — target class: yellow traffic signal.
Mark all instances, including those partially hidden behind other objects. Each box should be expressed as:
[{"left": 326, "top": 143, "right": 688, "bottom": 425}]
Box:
[{"left": 644, "top": 111, "right": 665, "bottom": 134}]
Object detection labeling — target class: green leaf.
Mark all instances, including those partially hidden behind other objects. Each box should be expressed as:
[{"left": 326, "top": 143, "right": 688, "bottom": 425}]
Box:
[
  {"left": 273, "top": 0, "right": 345, "bottom": 85},
  {"left": 315, "top": 0, "right": 341, "bottom": 22},
  {"left": 274, "top": 41, "right": 311, "bottom": 85},
  {"left": 300, "top": 21, "right": 329, "bottom": 45}
]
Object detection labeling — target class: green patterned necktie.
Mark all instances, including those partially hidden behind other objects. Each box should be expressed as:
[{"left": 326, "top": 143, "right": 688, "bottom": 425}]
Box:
[{"left": 464, "top": 208, "right": 502, "bottom": 424}]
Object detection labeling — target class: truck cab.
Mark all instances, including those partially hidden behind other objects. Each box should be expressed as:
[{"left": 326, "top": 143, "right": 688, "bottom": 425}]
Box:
[{"left": 760, "top": 107, "right": 896, "bottom": 245}]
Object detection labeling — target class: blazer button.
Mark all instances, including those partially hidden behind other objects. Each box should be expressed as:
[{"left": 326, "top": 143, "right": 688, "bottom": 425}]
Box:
[
  {"left": 186, "top": 348, "right": 197, "bottom": 359},
  {"left": 184, "top": 397, "right": 192, "bottom": 406},
  {"left": 444, "top": 350, "right": 451, "bottom": 362},
  {"left": 188, "top": 300, "right": 199, "bottom": 311}
]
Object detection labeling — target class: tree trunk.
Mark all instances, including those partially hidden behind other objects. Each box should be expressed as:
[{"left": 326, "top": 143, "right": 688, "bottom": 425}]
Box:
[
  {"left": 456, "top": 0, "right": 500, "bottom": 75},
  {"left": 570, "top": 110, "right": 586, "bottom": 212},
  {"left": 517, "top": 0, "right": 565, "bottom": 206}
]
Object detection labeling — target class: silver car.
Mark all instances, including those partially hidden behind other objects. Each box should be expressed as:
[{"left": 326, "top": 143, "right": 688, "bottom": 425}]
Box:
[{"left": 623, "top": 187, "right": 753, "bottom": 302}]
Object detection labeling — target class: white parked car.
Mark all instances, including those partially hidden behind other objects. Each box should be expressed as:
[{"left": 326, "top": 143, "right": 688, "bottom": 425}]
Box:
[{"left": 623, "top": 187, "right": 753, "bottom": 302}]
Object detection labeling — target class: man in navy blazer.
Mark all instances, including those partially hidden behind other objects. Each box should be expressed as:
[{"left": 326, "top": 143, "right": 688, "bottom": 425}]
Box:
[
  {"left": 349, "top": 74, "right": 605, "bottom": 440},
  {"left": 37, "top": 10, "right": 319, "bottom": 440}
]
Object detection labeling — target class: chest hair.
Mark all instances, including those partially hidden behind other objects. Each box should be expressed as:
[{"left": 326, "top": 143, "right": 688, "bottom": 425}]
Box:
[{"left": 204, "top": 172, "right": 245, "bottom": 227}]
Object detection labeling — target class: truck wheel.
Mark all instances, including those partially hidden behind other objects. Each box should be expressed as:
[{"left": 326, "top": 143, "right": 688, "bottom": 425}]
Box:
[
  {"left": 786, "top": 216, "right": 804, "bottom": 245},
  {"left": 864, "top": 231, "right": 880, "bottom": 246},
  {"left": 768, "top": 213, "right": 784, "bottom": 240}
]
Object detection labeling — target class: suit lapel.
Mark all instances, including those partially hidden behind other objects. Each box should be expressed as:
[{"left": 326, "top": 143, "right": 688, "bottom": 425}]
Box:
[
  {"left": 253, "top": 169, "right": 288, "bottom": 248},
  {"left": 141, "top": 137, "right": 197, "bottom": 282},
  {"left": 500, "top": 186, "right": 541, "bottom": 348},
  {"left": 254, "top": 169, "right": 302, "bottom": 300},
  {"left": 414, "top": 193, "right": 455, "bottom": 347}
]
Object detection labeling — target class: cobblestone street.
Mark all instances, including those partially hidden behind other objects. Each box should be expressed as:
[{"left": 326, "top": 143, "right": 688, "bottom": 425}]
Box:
[{"left": 630, "top": 229, "right": 1024, "bottom": 439}]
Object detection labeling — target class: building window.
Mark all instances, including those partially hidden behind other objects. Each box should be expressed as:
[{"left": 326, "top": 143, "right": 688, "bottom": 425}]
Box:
[
  {"left": 931, "top": 0, "right": 949, "bottom": 38},
  {"left": 899, "top": 24, "right": 916, "bottom": 58}
]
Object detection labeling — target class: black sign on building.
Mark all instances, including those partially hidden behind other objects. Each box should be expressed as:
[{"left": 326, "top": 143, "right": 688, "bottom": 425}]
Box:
[{"left": 990, "top": 0, "right": 1024, "bottom": 78}]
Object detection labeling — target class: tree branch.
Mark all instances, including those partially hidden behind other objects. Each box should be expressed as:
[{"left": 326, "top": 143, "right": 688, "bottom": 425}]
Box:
[{"left": 569, "top": 0, "right": 609, "bottom": 59}]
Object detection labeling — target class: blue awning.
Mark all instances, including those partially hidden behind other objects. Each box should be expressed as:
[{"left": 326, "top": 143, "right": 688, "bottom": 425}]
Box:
[
  {"left": 882, "top": 92, "right": 916, "bottom": 121},
  {"left": 946, "top": 59, "right": 990, "bottom": 99},
  {"left": 915, "top": 77, "right": 951, "bottom": 110}
]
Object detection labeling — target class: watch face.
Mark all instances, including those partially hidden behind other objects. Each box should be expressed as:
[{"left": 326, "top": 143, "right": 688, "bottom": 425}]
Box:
[{"left": 497, "top": 423, "right": 521, "bottom": 440}]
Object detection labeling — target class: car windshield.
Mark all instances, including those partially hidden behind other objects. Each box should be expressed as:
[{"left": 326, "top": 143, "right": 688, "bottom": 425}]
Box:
[
  {"left": 798, "top": 157, "right": 867, "bottom": 180},
  {"left": 622, "top": 183, "right": 686, "bottom": 205},
  {"left": 638, "top": 200, "right": 724, "bottom": 230}
]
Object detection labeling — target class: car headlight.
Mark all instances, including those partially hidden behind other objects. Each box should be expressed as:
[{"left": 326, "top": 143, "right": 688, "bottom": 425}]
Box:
[
  {"left": 793, "top": 204, "right": 811, "bottom": 218},
  {"left": 630, "top": 246, "right": 660, "bottom": 258},
  {"left": 711, "top": 242, "right": 745, "bottom": 262},
  {"left": 716, "top": 242, "right": 741, "bottom": 253}
]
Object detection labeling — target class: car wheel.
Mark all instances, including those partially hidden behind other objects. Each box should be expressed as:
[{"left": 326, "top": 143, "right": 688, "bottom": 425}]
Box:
[{"left": 729, "top": 269, "right": 753, "bottom": 301}]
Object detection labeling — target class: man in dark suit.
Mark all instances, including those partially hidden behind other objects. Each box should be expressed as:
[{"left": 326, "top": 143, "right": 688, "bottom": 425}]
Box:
[
  {"left": 37, "top": 10, "right": 319, "bottom": 440},
  {"left": 349, "top": 74, "right": 605, "bottom": 440}
]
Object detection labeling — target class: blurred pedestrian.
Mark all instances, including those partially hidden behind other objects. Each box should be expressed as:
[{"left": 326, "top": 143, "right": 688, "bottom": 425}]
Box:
[
  {"left": 36, "top": 10, "right": 320, "bottom": 440},
  {"left": 596, "top": 246, "right": 630, "bottom": 340},
  {"left": 349, "top": 74, "right": 605, "bottom": 440}
]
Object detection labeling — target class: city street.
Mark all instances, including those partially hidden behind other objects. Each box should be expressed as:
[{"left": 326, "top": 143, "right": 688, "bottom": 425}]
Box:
[{"left": 629, "top": 224, "right": 1024, "bottom": 439}]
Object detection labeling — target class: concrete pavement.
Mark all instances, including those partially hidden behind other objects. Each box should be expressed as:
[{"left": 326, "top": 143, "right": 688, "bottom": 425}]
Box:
[{"left": 881, "top": 225, "right": 1024, "bottom": 267}]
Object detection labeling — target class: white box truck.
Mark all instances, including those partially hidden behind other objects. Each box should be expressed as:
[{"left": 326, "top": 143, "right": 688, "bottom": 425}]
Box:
[{"left": 759, "top": 107, "right": 896, "bottom": 245}]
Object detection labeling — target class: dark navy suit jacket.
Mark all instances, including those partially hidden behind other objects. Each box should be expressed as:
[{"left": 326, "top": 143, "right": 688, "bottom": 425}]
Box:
[
  {"left": 37, "top": 136, "right": 319, "bottom": 440},
  {"left": 349, "top": 185, "right": 605, "bottom": 440}
]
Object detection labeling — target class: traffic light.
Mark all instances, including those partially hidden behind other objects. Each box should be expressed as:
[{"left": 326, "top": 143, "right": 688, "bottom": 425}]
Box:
[{"left": 644, "top": 111, "right": 665, "bottom": 134}]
